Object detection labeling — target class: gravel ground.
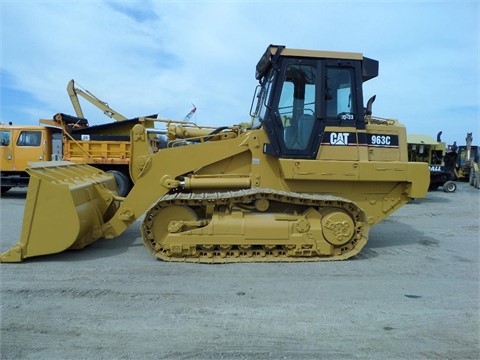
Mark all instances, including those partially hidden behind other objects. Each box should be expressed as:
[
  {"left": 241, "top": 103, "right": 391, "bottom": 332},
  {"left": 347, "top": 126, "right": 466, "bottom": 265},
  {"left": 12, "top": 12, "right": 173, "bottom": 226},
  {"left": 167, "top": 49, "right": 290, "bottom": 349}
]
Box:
[{"left": 1, "top": 183, "right": 479, "bottom": 360}]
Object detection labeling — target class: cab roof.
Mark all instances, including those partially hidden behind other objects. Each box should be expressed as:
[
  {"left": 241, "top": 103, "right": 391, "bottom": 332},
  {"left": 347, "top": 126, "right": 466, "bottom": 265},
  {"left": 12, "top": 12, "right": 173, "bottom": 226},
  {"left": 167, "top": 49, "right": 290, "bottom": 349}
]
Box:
[
  {"left": 267, "top": 44, "right": 364, "bottom": 61},
  {"left": 256, "top": 44, "right": 379, "bottom": 82}
]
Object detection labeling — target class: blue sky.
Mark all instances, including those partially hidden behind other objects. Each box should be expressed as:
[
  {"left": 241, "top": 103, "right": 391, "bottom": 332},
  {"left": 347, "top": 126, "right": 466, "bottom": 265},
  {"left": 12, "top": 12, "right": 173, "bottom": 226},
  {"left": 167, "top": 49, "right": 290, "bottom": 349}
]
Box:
[{"left": 1, "top": 0, "right": 478, "bottom": 146}]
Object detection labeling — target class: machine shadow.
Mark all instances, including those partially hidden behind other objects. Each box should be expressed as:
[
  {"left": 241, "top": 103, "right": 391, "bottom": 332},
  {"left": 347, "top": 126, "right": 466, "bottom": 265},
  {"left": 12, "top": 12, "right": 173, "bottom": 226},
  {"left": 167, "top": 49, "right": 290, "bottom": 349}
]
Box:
[
  {"left": 0, "top": 188, "right": 27, "bottom": 199},
  {"left": 356, "top": 217, "right": 438, "bottom": 260},
  {"left": 23, "top": 222, "right": 144, "bottom": 263}
]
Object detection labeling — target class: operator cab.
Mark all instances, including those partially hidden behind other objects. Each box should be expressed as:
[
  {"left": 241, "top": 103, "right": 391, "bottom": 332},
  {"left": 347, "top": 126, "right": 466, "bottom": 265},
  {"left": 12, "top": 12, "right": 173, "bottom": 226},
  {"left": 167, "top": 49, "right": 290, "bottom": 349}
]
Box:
[{"left": 250, "top": 45, "right": 378, "bottom": 159}]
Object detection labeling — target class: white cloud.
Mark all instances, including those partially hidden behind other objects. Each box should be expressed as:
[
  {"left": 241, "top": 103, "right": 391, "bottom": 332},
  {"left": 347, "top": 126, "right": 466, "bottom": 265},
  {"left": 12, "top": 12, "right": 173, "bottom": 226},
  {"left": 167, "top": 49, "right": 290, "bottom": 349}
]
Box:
[{"left": 1, "top": 0, "right": 478, "bottom": 145}]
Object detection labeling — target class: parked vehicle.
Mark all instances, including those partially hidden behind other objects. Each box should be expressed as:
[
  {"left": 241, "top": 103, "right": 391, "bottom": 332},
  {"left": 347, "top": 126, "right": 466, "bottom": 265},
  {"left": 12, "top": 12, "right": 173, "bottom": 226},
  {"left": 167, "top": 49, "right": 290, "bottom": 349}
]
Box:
[{"left": 0, "top": 45, "right": 429, "bottom": 263}]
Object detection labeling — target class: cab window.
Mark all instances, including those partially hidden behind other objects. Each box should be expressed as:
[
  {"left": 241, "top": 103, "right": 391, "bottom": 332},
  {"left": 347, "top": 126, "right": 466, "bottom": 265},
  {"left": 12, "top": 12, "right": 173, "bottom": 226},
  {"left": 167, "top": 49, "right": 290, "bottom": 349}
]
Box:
[
  {"left": 1, "top": 130, "right": 11, "bottom": 146},
  {"left": 17, "top": 131, "right": 42, "bottom": 146},
  {"left": 278, "top": 63, "right": 316, "bottom": 151},
  {"left": 325, "top": 67, "right": 355, "bottom": 120}
]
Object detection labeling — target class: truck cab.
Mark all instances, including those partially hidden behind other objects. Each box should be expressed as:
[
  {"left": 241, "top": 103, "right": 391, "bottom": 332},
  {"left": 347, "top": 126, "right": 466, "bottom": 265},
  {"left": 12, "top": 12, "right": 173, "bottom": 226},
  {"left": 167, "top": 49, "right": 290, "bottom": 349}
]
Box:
[{"left": 0, "top": 124, "right": 61, "bottom": 193}]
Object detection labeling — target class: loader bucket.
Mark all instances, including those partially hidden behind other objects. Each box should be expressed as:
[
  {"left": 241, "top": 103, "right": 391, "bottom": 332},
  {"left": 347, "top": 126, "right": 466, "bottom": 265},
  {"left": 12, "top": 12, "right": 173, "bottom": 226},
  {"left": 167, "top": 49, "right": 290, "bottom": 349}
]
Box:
[{"left": 0, "top": 162, "right": 118, "bottom": 262}]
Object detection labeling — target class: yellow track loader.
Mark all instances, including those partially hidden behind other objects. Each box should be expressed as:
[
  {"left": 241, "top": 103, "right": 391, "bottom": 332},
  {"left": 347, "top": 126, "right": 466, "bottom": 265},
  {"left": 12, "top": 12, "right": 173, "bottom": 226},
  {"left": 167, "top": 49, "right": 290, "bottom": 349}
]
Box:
[{"left": 1, "top": 45, "right": 429, "bottom": 263}]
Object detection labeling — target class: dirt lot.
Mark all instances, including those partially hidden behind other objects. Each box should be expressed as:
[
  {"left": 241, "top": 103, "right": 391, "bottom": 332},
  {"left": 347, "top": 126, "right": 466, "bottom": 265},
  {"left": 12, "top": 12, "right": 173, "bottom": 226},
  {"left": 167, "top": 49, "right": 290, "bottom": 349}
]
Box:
[{"left": 1, "top": 183, "right": 479, "bottom": 360}]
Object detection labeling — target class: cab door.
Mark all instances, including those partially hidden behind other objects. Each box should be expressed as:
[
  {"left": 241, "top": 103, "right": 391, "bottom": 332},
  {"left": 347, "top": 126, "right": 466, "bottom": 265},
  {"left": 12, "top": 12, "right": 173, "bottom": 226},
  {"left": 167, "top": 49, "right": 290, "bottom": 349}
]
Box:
[
  {"left": 0, "top": 128, "right": 14, "bottom": 171},
  {"left": 0, "top": 127, "right": 47, "bottom": 171}
]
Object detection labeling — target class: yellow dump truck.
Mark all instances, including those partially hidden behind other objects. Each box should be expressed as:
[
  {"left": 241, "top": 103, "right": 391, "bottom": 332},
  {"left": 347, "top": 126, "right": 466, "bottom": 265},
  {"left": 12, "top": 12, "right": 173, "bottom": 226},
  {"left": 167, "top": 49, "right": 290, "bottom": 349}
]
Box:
[
  {"left": 0, "top": 44, "right": 430, "bottom": 263},
  {"left": 1, "top": 113, "right": 156, "bottom": 196}
]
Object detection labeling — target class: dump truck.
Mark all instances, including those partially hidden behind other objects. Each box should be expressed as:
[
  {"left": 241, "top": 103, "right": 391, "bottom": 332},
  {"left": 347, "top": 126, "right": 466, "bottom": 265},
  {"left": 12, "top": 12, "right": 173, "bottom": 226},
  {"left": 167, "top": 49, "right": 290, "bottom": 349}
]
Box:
[
  {"left": 0, "top": 113, "right": 156, "bottom": 196},
  {"left": 0, "top": 44, "right": 430, "bottom": 263},
  {"left": 407, "top": 132, "right": 456, "bottom": 192},
  {"left": 1, "top": 79, "right": 158, "bottom": 196}
]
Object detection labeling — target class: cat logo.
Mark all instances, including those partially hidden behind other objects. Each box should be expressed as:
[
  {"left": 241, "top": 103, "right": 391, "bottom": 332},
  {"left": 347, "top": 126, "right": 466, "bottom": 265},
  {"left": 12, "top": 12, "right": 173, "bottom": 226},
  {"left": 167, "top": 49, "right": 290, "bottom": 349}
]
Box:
[{"left": 330, "top": 132, "right": 350, "bottom": 145}]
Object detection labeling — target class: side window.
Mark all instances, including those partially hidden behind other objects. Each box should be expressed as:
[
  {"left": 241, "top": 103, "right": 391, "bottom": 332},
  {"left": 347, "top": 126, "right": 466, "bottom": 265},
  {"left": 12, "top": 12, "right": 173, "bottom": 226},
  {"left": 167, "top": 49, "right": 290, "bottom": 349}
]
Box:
[
  {"left": 1, "top": 130, "right": 11, "bottom": 146},
  {"left": 325, "top": 67, "right": 355, "bottom": 120},
  {"left": 278, "top": 64, "right": 316, "bottom": 151},
  {"left": 17, "top": 131, "right": 42, "bottom": 146}
]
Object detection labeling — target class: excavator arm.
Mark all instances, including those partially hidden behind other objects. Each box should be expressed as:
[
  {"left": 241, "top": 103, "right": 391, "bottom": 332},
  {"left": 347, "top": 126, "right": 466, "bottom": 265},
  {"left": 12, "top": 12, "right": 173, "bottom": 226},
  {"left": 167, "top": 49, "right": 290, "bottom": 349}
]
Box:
[{"left": 67, "top": 79, "right": 128, "bottom": 122}]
